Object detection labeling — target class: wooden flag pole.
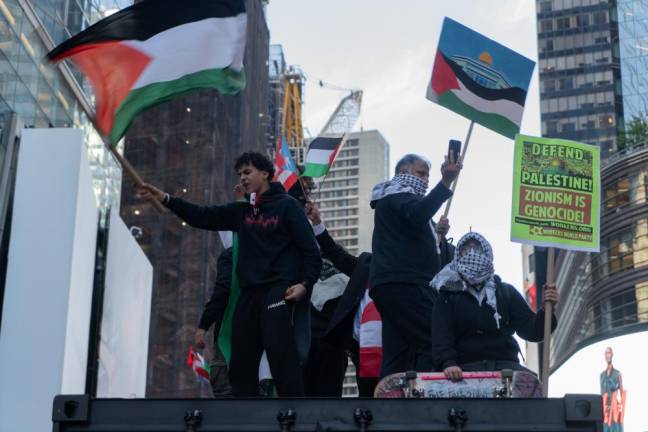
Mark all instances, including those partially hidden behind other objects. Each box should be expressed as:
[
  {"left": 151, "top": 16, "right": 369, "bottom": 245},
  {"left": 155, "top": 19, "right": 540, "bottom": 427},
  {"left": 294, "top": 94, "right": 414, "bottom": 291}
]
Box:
[
  {"left": 89, "top": 116, "right": 165, "bottom": 213},
  {"left": 106, "top": 144, "right": 165, "bottom": 213},
  {"left": 541, "top": 246, "right": 556, "bottom": 397},
  {"left": 443, "top": 120, "right": 475, "bottom": 218}
]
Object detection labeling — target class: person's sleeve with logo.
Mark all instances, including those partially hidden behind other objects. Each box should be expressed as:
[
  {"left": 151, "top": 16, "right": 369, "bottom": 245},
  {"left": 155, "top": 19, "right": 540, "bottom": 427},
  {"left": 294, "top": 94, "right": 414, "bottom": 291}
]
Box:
[{"left": 165, "top": 197, "right": 243, "bottom": 231}]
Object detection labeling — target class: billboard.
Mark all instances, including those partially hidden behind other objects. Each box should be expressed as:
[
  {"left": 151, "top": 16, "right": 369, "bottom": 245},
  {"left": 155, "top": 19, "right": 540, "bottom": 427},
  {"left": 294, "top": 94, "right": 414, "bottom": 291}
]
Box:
[{"left": 550, "top": 333, "right": 646, "bottom": 431}]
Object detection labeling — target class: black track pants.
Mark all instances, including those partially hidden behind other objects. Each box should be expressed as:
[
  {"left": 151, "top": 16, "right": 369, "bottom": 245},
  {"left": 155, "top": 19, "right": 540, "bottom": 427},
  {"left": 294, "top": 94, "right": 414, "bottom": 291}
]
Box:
[
  {"left": 370, "top": 283, "right": 435, "bottom": 377},
  {"left": 228, "top": 284, "right": 304, "bottom": 396}
]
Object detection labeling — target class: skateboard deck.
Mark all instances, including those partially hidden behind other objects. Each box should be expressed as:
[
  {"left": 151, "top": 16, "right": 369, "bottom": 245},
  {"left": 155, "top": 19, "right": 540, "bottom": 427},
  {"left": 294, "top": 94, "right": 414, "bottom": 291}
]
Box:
[{"left": 374, "top": 370, "right": 542, "bottom": 398}]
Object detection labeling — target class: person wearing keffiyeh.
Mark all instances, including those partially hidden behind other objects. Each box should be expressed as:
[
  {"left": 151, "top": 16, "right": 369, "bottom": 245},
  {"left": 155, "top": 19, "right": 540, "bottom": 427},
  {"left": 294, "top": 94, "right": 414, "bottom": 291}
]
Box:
[
  {"left": 430, "top": 232, "right": 559, "bottom": 381},
  {"left": 369, "top": 153, "right": 460, "bottom": 377}
]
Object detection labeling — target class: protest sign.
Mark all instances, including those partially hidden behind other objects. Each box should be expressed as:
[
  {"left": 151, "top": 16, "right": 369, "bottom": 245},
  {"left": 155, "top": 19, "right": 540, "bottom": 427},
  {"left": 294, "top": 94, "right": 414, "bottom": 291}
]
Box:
[{"left": 511, "top": 134, "right": 600, "bottom": 252}]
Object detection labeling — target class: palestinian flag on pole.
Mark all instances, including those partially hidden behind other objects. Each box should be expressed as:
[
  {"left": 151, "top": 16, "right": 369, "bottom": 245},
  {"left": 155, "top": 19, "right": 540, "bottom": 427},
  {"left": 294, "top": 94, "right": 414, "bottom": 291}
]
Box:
[
  {"left": 426, "top": 17, "right": 535, "bottom": 139},
  {"left": 302, "top": 136, "right": 345, "bottom": 178},
  {"left": 47, "top": 0, "right": 247, "bottom": 144}
]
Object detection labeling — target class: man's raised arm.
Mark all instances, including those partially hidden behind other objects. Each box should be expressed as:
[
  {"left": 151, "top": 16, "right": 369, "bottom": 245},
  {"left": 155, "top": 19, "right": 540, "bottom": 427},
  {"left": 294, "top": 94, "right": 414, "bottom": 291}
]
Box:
[
  {"left": 139, "top": 183, "right": 241, "bottom": 231},
  {"left": 306, "top": 201, "right": 358, "bottom": 277}
]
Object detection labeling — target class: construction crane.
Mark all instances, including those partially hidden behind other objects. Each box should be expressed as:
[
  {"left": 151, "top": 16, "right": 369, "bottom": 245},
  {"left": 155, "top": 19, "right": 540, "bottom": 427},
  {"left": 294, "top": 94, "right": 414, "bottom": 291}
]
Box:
[
  {"left": 317, "top": 90, "right": 363, "bottom": 138},
  {"left": 280, "top": 68, "right": 306, "bottom": 164}
]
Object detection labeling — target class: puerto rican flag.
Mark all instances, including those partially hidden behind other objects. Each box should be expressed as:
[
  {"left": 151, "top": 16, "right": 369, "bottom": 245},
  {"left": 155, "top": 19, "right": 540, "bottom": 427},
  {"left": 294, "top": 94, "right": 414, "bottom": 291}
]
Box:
[{"left": 274, "top": 136, "right": 299, "bottom": 191}]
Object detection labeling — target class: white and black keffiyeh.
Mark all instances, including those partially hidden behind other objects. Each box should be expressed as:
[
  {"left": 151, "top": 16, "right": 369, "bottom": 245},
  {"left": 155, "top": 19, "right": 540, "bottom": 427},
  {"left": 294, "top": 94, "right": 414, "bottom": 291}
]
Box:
[
  {"left": 431, "top": 232, "right": 502, "bottom": 328},
  {"left": 371, "top": 173, "right": 429, "bottom": 201}
]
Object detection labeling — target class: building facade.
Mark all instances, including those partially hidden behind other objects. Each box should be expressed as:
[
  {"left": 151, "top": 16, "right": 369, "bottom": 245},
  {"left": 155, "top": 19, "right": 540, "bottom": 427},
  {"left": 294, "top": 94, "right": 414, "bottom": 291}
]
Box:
[
  {"left": 0, "top": 0, "right": 128, "bottom": 335},
  {"left": 537, "top": 0, "right": 623, "bottom": 157},
  {"left": 533, "top": 0, "right": 648, "bottom": 374},
  {"left": 0, "top": 0, "right": 125, "bottom": 210},
  {"left": 118, "top": 0, "right": 269, "bottom": 397},
  {"left": 317, "top": 130, "right": 390, "bottom": 255}
]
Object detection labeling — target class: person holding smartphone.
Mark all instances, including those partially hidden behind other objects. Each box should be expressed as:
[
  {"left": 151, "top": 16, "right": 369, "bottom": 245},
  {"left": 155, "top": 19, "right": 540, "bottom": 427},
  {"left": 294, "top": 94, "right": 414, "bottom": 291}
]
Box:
[{"left": 369, "top": 147, "right": 461, "bottom": 377}]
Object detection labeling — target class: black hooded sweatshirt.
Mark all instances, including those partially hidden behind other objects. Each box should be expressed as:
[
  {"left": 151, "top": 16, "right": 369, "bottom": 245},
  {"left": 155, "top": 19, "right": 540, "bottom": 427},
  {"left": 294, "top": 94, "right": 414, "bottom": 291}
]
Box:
[{"left": 165, "top": 182, "right": 321, "bottom": 291}]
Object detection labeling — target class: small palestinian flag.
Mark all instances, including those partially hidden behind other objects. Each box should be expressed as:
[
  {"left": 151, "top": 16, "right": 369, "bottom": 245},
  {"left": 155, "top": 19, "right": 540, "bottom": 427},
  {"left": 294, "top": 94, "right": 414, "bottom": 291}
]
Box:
[
  {"left": 187, "top": 346, "right": 211, "bottom": 383},
  {"left": 302, "top": 136, "right": 345, "bottom": 178},
  {"left": 426, "top": 17, "right": 535, "bottom": 139},
  {"left": 47, "top": 0, "right": 247, "bottom": 144}
]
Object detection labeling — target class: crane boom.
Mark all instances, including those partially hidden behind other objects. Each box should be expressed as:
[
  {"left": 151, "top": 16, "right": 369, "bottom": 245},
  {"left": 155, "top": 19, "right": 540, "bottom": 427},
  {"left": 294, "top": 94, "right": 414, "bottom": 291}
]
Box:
[{"left": 318, "top": 91, "right": 363, "bottom": 137}]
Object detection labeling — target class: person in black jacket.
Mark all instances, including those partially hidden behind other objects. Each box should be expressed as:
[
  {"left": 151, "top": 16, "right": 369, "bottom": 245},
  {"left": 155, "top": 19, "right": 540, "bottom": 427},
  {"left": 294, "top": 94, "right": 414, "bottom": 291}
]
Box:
[
  {"left": 305, "top": 201, "right": 456, "bottom": 396},
  {"left": 194, "top": 234, "right": 233, "bottom": 397},
  {"left": 430, "top": 232, "right": 558, "bottom": 381},
  {"left": 304, "top": 201, "right": 375, "bottom": 396},
  {"left": 139, "top": 152, "right": 322, "bottom": 397},
  {"left": 369, "top": 153, "right": 460, "bottom": 377}
]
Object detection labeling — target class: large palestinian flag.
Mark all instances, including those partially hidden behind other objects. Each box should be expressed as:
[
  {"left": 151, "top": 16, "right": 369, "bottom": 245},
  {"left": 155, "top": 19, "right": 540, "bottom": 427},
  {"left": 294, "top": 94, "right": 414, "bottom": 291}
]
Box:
[
  {"left": 48, "top": 0, "right": 246, "bottom": 144},
  {"left": 427, "top": 18, "right": 535, "bottom": 139},
  {"left": 302, "top": 136, "right": 345, "bottom": 178}
]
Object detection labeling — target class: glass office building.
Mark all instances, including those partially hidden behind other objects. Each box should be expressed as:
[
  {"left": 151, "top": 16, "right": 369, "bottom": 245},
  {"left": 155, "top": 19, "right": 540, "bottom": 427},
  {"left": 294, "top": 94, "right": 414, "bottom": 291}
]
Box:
[
  {"left": 0, "top": 0, "right": 128, "bottom": 212},
  {"left": 533, "top": 0, "right": 648, "bottom": 374},
  {"left": 617, "top": 0, "right": 648, "bottom": 120}
]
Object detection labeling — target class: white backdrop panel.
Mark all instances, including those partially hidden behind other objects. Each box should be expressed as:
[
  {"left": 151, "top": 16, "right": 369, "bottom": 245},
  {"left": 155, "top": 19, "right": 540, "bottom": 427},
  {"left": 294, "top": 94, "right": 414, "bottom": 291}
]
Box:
[
  {"left": 0, "top": 128, "right": 98, "bottom": 431},
  {"left": 97, "top": 211, "right": 152, "bottom": 398}
]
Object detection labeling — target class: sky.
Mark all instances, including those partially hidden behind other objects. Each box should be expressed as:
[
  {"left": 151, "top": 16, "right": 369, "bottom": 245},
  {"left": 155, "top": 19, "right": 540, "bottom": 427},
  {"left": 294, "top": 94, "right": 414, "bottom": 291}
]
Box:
[
  {"left": 267, "top": 0, "right": 540, "bottom": 287},
  {"left": 266, "top": 2, "right": 648, "bottom": 424}
]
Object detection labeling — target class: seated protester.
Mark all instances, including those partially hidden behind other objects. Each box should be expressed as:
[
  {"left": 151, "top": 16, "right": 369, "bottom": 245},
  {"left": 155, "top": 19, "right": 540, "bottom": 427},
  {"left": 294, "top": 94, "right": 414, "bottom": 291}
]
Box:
[
  {"left": 305, "top": 201, "right": 456, "bottom": 396},
  {"left": 139, "top": 152, "right": 322, "bottom": 396},
  {"left": 430, "top": 232, "right": 558, "bottom": 381}
]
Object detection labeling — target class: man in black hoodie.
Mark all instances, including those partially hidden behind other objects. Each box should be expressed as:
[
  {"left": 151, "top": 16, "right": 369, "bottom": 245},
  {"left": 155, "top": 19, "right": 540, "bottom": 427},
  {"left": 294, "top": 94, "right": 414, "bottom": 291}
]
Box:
[
  {"left": 139, "top": 152, "right": 322, "bottom": 397},
  {"left": 369, "top": 153, "right": 460, "bottom": 377}
]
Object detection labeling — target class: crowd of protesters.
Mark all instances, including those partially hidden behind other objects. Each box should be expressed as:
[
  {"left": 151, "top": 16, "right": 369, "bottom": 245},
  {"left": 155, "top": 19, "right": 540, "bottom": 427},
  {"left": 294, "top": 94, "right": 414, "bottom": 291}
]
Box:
[{"left": 138, "top": 149, "right": 558, "bottom": 398}]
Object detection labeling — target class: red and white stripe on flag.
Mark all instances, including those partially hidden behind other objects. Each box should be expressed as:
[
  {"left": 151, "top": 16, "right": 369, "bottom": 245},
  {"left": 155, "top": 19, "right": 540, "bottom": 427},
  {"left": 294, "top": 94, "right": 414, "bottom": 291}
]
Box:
[
  {"left": 274, "top": 136, "right": 299, "bottom": 191},
  {"left": 359, "top": 288, "right": 382, "bottom": 378},
  {"left": 187, "top": 346, "right": 210, "bottom": 382}
]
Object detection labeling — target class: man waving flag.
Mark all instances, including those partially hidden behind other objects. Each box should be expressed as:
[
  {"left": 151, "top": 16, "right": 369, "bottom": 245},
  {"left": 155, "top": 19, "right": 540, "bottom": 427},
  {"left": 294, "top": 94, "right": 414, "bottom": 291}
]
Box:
[{"left": 47, "top": 0, "right": 247, "bottom": 143}]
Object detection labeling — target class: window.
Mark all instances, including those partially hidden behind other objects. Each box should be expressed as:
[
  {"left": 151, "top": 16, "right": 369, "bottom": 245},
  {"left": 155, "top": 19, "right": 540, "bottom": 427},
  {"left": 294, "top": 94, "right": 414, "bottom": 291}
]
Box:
[
  {"left": 544, "top": 80, "right": 556, "bottom": 92},
  {"left": 540, "top": 1, "right": 552, "bottom": 12},
  {"left": 605, "top": 176, "right": 636, "bottom": 210},
  {"left": 559, "top": 77, "right": 574, "bottom": 90},
  {"left": 561, "top": 122, "right": 576, "bottom": 132},
  {"left": 593, "top": 11, "right": 607, "bottom": 25},
  {"left": 540, "top": 19, "right": 554, "bottom": 32},
  {"left": 576, "top": 14, "right": 590, "bottom": 27},
  {"left": 557, "top": 17, "right": 571, "bottom": 30},
  {"left": 607, "top": 227, "right": 634, "bottom": 273}
]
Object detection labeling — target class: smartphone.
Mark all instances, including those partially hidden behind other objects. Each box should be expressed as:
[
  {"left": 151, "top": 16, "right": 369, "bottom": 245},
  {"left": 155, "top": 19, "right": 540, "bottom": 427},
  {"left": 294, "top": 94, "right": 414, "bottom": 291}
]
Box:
[{"left": 449, "top": 139, "right": 461, "bottom": 162}]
